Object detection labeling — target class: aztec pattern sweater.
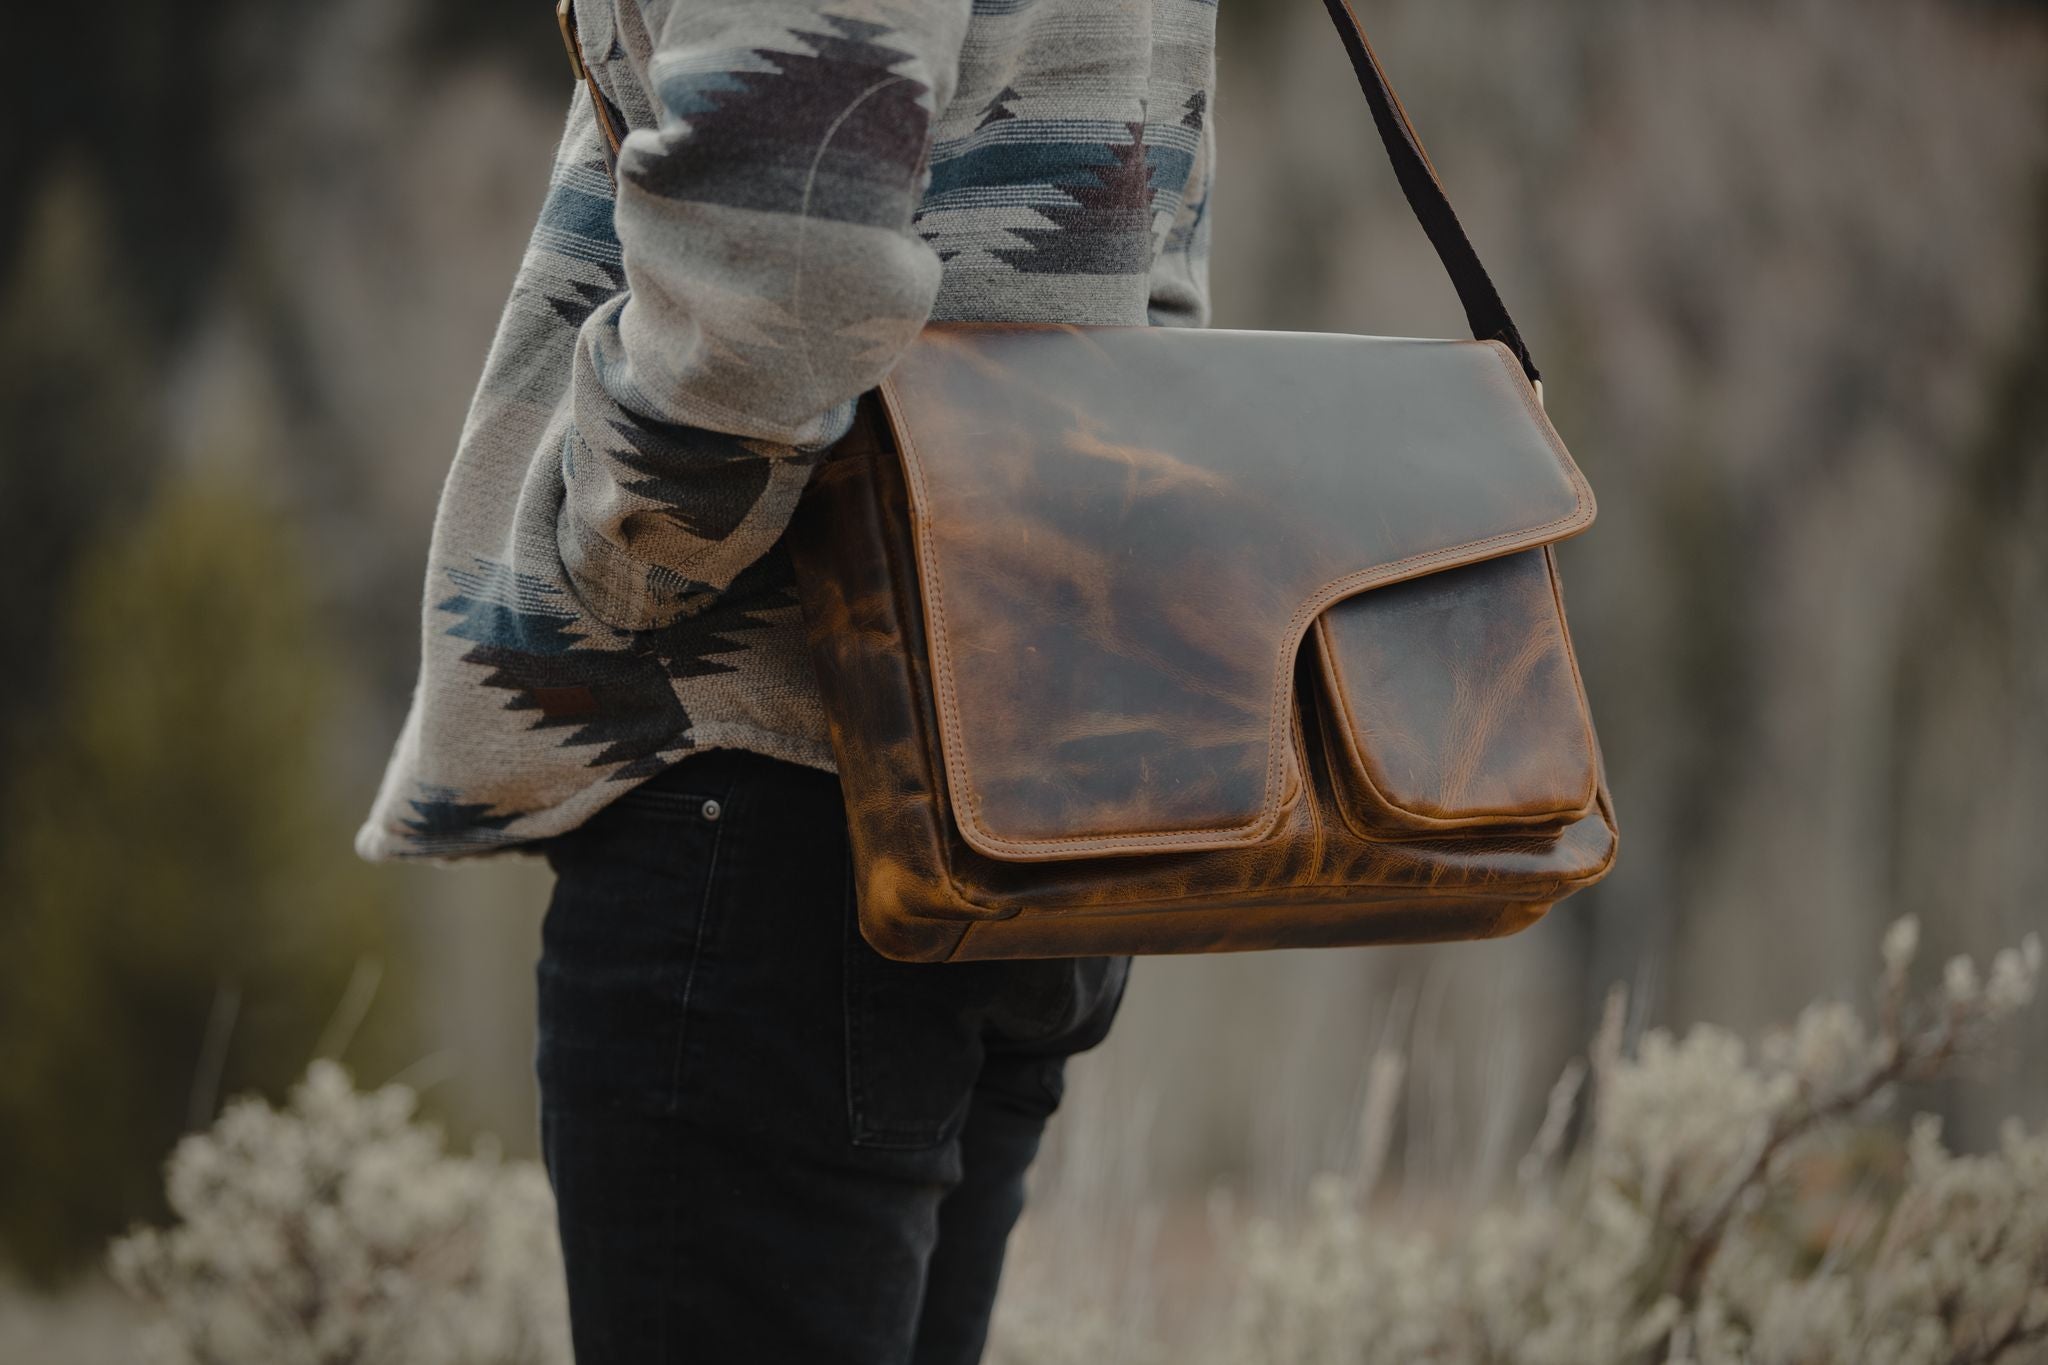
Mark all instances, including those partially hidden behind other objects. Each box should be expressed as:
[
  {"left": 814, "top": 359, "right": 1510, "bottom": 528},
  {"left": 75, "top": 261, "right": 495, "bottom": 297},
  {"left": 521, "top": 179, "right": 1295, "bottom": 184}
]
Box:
[{"left": 357, "top": 0, "right": 1218, "bottom": 861}]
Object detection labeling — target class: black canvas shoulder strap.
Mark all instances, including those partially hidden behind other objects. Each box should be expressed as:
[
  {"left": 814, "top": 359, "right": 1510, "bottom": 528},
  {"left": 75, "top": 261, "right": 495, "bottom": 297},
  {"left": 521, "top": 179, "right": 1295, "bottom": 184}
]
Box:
[{"left": 1315, "top": 0, "right": 1538, "bottom": 382}]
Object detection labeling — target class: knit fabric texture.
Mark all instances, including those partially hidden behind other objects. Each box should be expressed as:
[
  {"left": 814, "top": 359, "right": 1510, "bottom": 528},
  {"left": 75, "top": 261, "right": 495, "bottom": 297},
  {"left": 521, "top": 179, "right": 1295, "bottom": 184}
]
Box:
[{"left": 357, "top": 0, "right": 1218, "bottom": 861}]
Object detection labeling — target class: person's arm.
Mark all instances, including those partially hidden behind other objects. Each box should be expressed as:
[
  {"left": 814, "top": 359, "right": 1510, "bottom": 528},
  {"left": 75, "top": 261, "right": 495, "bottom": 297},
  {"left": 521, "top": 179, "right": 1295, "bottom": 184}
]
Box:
[
  {"left": 1148, "top": 92, "right": 1216, "bottom": 329},
  {"left": 560, "top": 0, "right": 972, "bottom": 631}
]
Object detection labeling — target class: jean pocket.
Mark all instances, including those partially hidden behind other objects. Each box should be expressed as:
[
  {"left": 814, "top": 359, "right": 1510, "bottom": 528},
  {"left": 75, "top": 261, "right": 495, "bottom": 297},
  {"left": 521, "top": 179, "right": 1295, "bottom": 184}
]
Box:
[
  {"left": 840, "top": 884, "right": 991, "bottom": 1150},
  {"left": 534, "top": 798, "right": 727, "bottom": 1117}
]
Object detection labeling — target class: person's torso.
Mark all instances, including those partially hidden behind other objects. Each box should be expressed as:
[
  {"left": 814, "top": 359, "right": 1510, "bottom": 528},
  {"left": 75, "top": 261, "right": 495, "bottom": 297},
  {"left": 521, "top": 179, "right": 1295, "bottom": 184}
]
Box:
[{"left": 357, "top": 0, "right": 1220, "bottom": 861}]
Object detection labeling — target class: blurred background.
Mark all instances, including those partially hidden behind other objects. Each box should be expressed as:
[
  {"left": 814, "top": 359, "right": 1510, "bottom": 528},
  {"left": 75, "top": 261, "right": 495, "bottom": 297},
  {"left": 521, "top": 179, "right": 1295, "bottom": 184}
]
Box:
[{"left": 2, "top": 0, "right": 2044, "bottom": 1344}]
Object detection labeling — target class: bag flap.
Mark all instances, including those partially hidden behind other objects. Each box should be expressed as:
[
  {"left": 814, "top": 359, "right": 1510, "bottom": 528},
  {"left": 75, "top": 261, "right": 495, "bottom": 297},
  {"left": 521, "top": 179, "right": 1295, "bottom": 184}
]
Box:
[{"left": 874, "top": 322, "right": 1595, "bottom": 863}]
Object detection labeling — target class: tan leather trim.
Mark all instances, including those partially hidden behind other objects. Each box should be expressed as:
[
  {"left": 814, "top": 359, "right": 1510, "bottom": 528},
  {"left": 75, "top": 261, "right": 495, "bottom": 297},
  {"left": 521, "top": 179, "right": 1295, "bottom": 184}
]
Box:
[{"left": 877, "top": 334, "right": 1595, "bottom": 864}]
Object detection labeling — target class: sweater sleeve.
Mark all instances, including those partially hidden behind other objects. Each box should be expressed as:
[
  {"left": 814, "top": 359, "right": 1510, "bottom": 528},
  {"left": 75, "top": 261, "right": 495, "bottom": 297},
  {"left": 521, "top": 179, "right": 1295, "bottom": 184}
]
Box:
[{"left": 558, "top": 0, "right": 972, "bottom": 631}]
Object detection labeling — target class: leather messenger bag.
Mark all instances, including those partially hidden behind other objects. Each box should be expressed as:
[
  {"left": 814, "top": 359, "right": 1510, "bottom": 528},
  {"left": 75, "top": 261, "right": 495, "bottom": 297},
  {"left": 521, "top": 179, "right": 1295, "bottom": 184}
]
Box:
[{"left": 558, "top": 0, "right": 1618, "bottom": 962}]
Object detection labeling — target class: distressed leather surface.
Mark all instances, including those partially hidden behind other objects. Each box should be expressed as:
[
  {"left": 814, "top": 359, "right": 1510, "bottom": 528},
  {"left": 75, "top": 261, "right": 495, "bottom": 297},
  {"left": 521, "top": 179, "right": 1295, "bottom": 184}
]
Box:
[
  {"left": 877, "top": 323, "right": 1593, "bottom": 862},
  {"left": 1314, "top": 546, "right": 1598, "bottom": 837},
  {"left": 786, "top": 324, "right": 1616, "bottom": 962}
]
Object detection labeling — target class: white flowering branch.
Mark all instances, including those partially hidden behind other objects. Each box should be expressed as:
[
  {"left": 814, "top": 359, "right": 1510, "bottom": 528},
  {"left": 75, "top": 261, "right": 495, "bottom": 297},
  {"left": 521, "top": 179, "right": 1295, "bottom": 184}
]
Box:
[
  {"left": 1668, "top": 918, "right": 2040, "bottom": 1312},
  {"left": 1214, "top": 917, "right": 2046, "bottom": 1365}
]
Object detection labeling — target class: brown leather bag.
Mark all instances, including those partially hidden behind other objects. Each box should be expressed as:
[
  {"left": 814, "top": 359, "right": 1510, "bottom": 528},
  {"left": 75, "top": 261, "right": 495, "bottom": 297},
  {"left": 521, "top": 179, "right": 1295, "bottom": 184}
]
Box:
[{"left": 558, "top": 0, "right": 1617, "bottom": 962}]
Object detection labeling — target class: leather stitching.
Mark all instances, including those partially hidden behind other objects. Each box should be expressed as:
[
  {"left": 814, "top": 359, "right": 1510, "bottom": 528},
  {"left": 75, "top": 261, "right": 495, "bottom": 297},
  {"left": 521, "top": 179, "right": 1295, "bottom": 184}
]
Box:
[
  {"left": 1542, "top": 543, "right": 1604, "bottom": 814},
  {"left": 1312, "top": 553, "right": 1598, "bottom": 835},
  {"left": 884, "top": 334, "right": 1595, "bottom": 861},
  {"left": 892, "top": 337, "right": 1592, "bottom": 857},
  {"left": 855, "top": 444, "right": 1010, "bottom": 925}
]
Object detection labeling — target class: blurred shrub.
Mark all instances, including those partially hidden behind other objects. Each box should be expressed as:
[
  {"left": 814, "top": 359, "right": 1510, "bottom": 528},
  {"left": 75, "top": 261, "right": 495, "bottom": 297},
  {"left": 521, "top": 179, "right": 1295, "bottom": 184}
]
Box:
[
  {"left": 96, "top": 920, "right": 2044, "bottom": 1365},
  {"left": 1210, "top": 919, "right": 2045, "bottom": 1365},
  {"left": 988, "top": 920, "right": 2047, "bottom": 1364},
  {"left": 0, "top": 477, "right": 414, "bottom": 1287},
  {"left": 109, "top": 1060, "right": 566, "bottom": 1365}
]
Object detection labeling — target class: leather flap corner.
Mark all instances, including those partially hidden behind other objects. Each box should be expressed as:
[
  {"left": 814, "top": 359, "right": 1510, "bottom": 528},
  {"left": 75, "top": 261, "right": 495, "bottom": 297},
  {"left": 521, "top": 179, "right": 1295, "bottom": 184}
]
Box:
[{"left": 876, "top": 322, "right": 1595, "bottom": 863}]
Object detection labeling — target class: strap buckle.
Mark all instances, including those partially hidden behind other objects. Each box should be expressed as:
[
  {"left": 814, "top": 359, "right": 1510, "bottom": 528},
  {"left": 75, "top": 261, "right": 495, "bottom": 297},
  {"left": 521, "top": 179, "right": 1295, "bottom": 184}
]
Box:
[{"left": 556, "top": 0, "right": 588, "bottom": 82}]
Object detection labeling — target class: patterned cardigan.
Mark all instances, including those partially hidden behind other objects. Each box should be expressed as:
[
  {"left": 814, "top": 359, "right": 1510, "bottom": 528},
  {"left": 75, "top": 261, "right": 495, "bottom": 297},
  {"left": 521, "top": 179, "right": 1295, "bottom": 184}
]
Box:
[{"left": 357, "top": 0, "right": 1218, "bottom": 861}]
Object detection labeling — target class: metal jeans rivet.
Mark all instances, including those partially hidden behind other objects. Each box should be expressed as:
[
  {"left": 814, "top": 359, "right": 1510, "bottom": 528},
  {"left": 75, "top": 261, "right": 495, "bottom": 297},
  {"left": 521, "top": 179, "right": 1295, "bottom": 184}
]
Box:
[{"left": 700, "top": 798, "right": 723, "bottom": 822}]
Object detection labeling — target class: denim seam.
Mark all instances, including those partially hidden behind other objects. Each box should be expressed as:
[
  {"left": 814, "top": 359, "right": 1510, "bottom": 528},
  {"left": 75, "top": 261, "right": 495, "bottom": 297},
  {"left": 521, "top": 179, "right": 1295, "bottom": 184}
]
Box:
[
  {"left": 659, "top": 777, "right": 733, "bottom": 1358},
  {"left": 664, "top": 817, "right": 729, "bottom": 1116},
  {"left": 841, "top": 849, "right": 867, "bottom": 1145}
]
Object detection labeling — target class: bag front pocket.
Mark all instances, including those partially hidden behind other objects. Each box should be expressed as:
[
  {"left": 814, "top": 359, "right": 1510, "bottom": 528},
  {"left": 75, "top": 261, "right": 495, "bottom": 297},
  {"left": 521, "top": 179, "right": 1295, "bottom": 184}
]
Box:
[{"left": 1311, "top": 546, "right": 1598, "bottom": 840}]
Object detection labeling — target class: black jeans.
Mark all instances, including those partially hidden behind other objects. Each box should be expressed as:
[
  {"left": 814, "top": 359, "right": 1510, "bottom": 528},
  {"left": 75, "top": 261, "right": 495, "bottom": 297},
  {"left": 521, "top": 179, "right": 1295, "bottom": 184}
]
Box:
[{"left": 532, "top": 748, "right": 1130, "bottom": 1364}]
